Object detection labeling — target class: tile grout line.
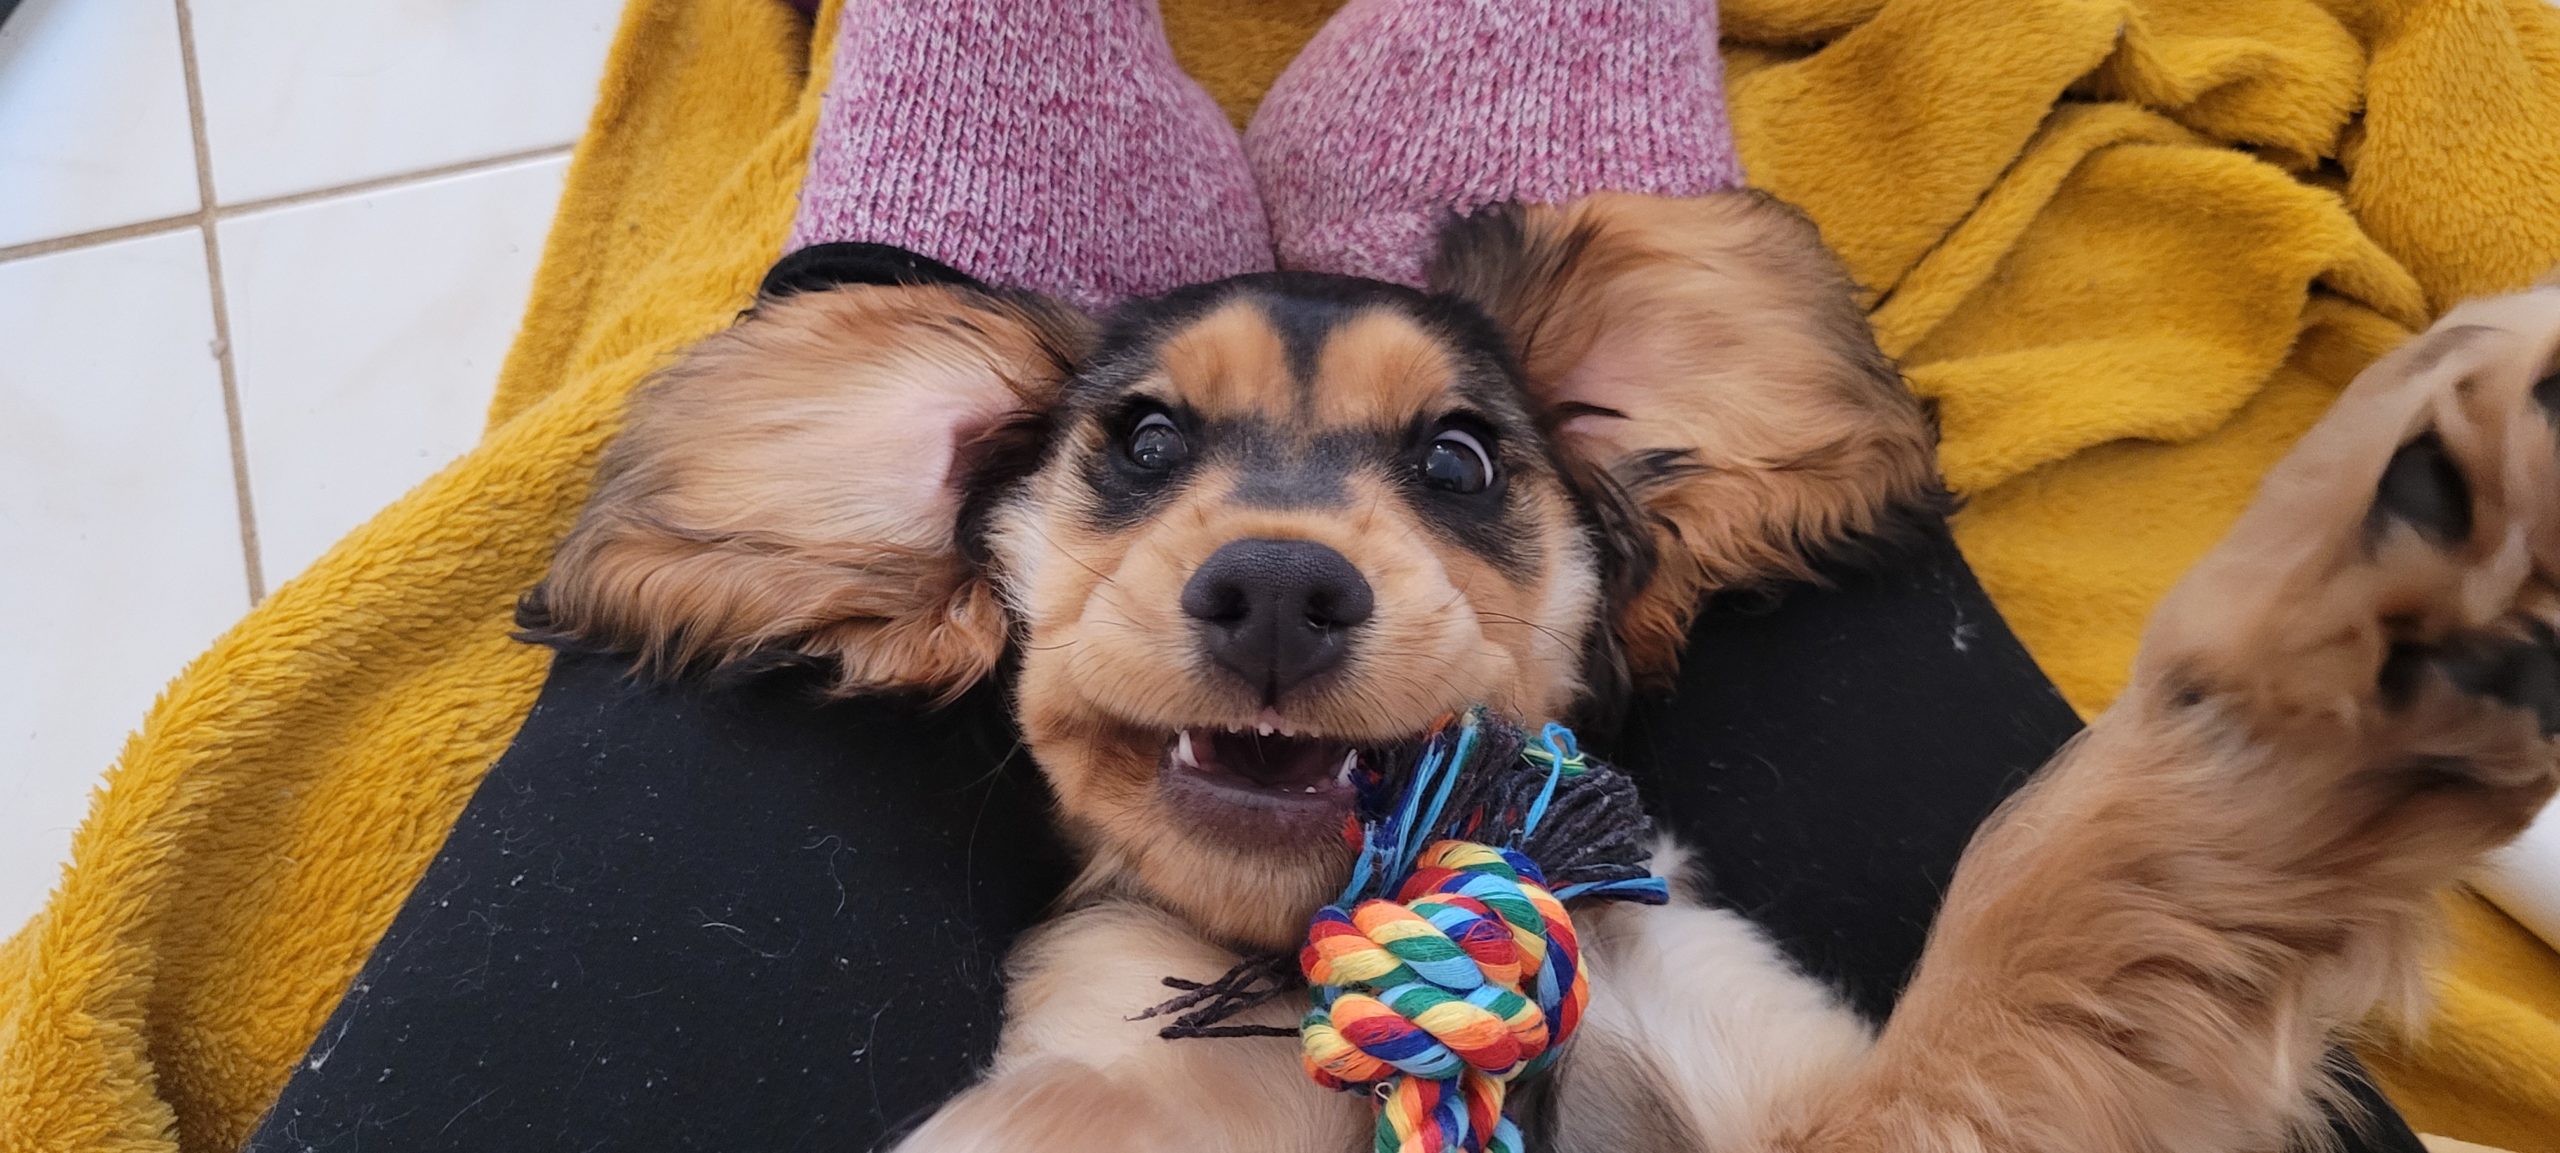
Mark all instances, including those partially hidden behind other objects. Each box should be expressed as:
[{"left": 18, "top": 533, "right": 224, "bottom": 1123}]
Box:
[
  {"left": 218, "top": 144, "right": 575, "bottom": 221},
  {"left": 0, "top": 215, "right": 201, "bottom": 264},
  {"left": 171, "top": 0, "right": 265, "bottom": 602},
  {"left": 0, "top": 145, "right": 579, "bottom": 266}
]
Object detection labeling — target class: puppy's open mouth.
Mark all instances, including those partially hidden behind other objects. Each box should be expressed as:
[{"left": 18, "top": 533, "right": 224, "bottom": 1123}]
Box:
[{"left": 1157, "top": 722, "right": 1367, "bottom": 849}]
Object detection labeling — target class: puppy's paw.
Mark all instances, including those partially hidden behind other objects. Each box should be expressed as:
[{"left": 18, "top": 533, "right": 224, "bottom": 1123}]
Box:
[{"left": 2140, "top": 283, "right": 2560, "bottom": 842}]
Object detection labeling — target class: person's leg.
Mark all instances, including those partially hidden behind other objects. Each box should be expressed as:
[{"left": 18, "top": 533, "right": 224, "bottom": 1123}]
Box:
[
  {"left": 246, "top": 2, "right": 1270, "bottom": 1147},
  {"left": 1617, "top": 523, "right": 2072, "bottom": 1021},
  {"left": 1246, "top": 2, "right": 2423, "bottom": 1148},
  {"left": 246, "top": 654, "right": 1070, "bottom": 1151}
]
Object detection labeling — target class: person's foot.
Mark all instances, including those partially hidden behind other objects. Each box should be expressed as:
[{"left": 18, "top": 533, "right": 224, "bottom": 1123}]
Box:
[
  {"left": 1243, "top": 0, "right": 1745, "bottom": 286},
  {"left": 790, "top": 0, "right": 1272, "bottom": 309}
]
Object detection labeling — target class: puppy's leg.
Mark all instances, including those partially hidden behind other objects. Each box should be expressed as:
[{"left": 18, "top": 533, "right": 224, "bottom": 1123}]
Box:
[
  {"left": 1552, "top": 856, "right": 1875, "bottom": 1153},
  {"left": 892, "top": 899, "right": 1366, "bottom": 1153},
  {"left": 1762, "top": 285, "right": 2560, "bottom": 1153}
]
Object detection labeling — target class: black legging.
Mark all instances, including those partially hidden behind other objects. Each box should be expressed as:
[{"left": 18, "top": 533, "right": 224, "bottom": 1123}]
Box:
[{"left": 243, "top": 519, "right": 2423, "bottom": 1152}]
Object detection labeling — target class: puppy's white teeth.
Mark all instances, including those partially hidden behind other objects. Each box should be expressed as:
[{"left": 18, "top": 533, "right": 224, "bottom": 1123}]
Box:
[
  {"left": 1257, "top": 721, "right": 1277, "bottom": 737},
  {"left": 1302, "top": 784, "right": 1319, "bottom": 794},
  {"left": 1173, "top": 730, "right": 1199, "bottom": 770}
]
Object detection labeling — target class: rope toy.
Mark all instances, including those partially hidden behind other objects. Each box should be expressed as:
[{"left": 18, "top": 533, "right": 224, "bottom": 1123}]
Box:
[
  {"left": 1135, "top": 711, "right": 1665, "bottom": 1151},
  {"left": 1299, "top": 709, "right": 1667, "bottom": 1153},
  {"left": 1299, "top": 842, "right": 1578, "bottom": 1153}
]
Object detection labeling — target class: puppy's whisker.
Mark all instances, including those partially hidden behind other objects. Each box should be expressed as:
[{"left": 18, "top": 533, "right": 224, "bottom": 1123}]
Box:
[
  {"left": 1477, "top": 610, "right": 1576, "bottom": 653},
  {"left": 1016, "top": 520, "right": 1123, "bottom": 592}
]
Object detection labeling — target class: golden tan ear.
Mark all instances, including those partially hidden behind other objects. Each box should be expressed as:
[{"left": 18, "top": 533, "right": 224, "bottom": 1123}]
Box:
[
  {"left": 1429, "top": 190, "right": 1943, "bottom": 682},
  {"left": 521, "top": 281, "right": 1090, "bottom": 700}
]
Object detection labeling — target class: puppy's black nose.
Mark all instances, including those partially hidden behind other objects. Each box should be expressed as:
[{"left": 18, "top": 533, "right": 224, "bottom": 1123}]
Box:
[{"left": 1181, "top": 539, "right": 1375, "bottom": 699}]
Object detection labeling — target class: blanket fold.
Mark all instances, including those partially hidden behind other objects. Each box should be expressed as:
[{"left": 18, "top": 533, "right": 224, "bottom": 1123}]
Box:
[{"left": 5, "top": 0, "right": 2560, "bottom": 1148}]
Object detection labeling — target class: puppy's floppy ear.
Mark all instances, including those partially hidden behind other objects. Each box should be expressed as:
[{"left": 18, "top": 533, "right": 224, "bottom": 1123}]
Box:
[
  {"left": 521, "top": 274, "right": 1091, "bottom": 700},
  {"left": 1430, "top": 190, "right": 1943, "bottom": 682}
]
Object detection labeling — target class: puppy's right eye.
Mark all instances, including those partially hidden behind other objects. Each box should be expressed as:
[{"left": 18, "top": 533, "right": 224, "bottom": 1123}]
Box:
[{"left": 1124, "top": 411, "right": 1189, "bottom": 472}]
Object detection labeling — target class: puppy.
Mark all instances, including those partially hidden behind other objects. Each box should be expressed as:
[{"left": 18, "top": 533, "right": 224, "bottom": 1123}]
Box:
[{"left": 525, "top": 195, "right": 2560, "bottom": 1153}]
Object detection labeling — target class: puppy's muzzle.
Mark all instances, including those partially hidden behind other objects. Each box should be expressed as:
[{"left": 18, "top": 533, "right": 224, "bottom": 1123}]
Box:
[{"left": 1180, "top": 538, "right": 1374, "bottom": 700}]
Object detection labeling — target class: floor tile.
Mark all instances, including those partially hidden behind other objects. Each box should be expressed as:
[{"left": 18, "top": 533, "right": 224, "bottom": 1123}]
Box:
[
  {"left": 189, "top": 0, "right": 622, "bottom": 204},
  {"left": 223, "top": 155, "right": 569, "bottom": 582},
  {"left": 0, "top": 0, "right": 202, "bottom": 249},
  {"left": 0, "top": 230, "right": 252, "bottom": 935}
]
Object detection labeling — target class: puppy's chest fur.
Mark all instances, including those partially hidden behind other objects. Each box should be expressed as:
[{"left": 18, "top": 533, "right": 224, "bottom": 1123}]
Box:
[{"left": 982, "top": 846, "right": 1872, "bottom": 1153}]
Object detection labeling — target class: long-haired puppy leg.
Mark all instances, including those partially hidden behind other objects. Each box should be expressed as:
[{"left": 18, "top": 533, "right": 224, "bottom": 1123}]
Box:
[
  {"left": 891, "top": 900, "right": 1367, "bottom": 1153},
  {"left": 1549, "top": 843, "right": 1877, "bottom": 1153},
  {"left": 1757, "top": 282, "right": 2560, "bottom": 1153}
]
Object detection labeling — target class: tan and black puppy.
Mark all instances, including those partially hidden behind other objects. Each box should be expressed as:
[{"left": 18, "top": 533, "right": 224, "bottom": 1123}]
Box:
[
  {"left": 527, "top": 198, "right": 2560, "bottom": 1153},
  {"left": 528, "top": 191, "right": 1939, "bottom": 955}
]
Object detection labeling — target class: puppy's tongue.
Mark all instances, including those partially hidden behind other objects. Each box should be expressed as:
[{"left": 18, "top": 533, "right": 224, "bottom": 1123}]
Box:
[{"left": 1177, "top": 728, "right": 1355, "bottom": 791}]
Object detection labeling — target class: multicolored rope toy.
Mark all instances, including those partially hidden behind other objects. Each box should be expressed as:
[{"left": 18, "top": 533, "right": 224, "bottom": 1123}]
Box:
[{"left": 1299, "top": 709, "right": 1668, "bottom": 1153}]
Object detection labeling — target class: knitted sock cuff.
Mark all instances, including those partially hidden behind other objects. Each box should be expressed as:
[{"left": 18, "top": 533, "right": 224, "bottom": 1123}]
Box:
[
  {"left": 1246, "top": 0, "right": 1744, "bottom": 285},
  {"left": 789, "top": 0, "right": 1273, "bottom": 309}
]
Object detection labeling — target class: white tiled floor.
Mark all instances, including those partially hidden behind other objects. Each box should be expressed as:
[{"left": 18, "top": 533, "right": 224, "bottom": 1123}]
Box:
[
  {"left": 225, "top": 155, "right": 569, "bottom": 577},
  {"left": 0, "top": 0, "right": 622, "bottom": 937}
]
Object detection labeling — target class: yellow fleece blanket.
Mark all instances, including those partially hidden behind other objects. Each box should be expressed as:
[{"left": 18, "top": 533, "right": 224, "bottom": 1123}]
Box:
[{"left": 7, "top": 0, "right": 2560, "bottom": 1149}]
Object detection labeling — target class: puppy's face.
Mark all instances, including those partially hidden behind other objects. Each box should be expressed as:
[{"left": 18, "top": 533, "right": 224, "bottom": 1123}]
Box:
[
  {"left": 530, "top": 193, "right": 1942, "bottom": 950},
  {"left": 989, "top": 277, "right": 1604, "bottom": 943}
]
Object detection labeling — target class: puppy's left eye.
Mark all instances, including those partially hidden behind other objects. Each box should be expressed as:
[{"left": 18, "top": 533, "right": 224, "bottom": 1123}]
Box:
[
  {"left": 1125, "top": 410, "right": 1190, "bottom": 472},
  {"left": 1421, "top": 427, "right": 1496, "bottom": 494}
]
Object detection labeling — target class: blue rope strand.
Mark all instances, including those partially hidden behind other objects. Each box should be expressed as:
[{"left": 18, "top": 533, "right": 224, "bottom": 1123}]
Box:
[{"left": 1518, "top": 722, "right": 1577, "bottom": 841}]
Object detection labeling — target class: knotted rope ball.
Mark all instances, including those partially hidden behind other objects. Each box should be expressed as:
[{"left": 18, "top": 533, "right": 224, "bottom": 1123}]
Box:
[
  {"left": 1300, "top": 840, "right": 1586, "bottom": 1153},
  {"left": 1300, "top": 711, "right": 1665, "bottom": 1153},
  {"left": 1138, "top": 712, "right": 1662, "bottom": 1153}
]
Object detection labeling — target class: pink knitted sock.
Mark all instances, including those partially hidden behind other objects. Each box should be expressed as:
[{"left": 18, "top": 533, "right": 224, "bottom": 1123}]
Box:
[
  {"left": 1244, "top": 0, "right": 1745, "bottom": 286},
  {"left": 787, "top": 0, "right": 1272, "bottom": 310}
]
